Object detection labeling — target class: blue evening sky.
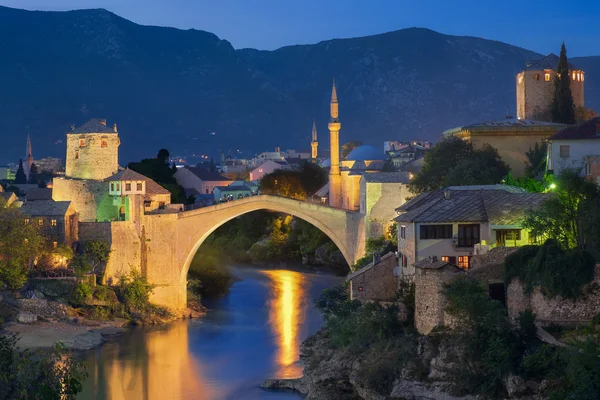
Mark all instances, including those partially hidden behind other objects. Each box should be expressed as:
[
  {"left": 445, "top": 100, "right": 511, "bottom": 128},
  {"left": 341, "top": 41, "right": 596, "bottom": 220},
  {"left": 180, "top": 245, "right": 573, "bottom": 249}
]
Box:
[{"left": 1, "top": 0, "right": 598, "bottom": 56}]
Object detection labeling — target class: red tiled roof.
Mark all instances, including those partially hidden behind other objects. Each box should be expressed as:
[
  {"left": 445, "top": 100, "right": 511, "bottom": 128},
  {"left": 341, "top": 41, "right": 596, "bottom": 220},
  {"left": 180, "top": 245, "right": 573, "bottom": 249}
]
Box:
[{"left": 550, "top": 117, "right": 600, "bottom": 140}]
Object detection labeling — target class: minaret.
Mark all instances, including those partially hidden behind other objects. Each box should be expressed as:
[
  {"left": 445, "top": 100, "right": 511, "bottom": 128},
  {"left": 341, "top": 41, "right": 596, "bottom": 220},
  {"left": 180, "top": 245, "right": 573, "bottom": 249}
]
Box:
[
  {"left": 311, "top": 120, "right": 318, "bottom": 161},
  {"left": 328, "top": 79, "right": 342, "bottom": 208},
  {"left": 25, "top": 134, "right": 33, "bottom": 180}
]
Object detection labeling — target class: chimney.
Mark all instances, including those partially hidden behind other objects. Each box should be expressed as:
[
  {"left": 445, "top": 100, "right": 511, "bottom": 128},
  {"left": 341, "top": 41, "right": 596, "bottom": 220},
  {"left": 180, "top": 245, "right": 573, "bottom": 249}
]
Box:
[
  {"left": 432, "top": 256, "right": 438, "bottom": 262},
  {"left": 113, "top": 123, "right": 118, "bottom": 133},
  {"left": 444, "top": 188, "right": 451, "bottom": 200},
  {"left": 98, "top": 118, "right": 107, "bottom": 126}
]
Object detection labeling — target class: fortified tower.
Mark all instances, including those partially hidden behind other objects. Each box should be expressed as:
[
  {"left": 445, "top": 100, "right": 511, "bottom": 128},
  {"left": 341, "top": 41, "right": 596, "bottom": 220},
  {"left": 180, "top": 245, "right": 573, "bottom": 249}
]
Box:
[
  {"left": 328, "top": 79, "right": 342, "bottom": 208},
  {"left": 516, "top": 53, "right": 584, "bottom": 120},
  {"left": 65, "top": 118, "right": 120, "bottom": 180},
  {"left": 311, "top": 120, "right": 318, "bottom": 160}
]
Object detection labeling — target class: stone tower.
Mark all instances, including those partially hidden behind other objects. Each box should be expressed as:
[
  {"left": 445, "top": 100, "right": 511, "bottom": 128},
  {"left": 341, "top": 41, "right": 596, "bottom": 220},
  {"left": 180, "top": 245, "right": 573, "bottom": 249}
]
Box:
[
  {"left": 328, "top": 79, "right": 342, "bottom": 208},
  {"left": 65, "top": 118, "right": 120, "bottom": 180},
  {"left": 25, "top": 134, "right": 33, "bottom": 180},
  {"left": 516, "top": 53, "right": 584, "bottom": 120},
  {"left": 311, "top": 120, "right": 318, "bottom": 160}
]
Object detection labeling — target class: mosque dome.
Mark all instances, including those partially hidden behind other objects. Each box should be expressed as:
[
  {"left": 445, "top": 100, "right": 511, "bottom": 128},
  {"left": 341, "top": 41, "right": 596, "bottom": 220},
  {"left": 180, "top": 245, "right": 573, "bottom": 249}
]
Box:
[{"left": 345, "top": 145, "right": 383, "bottom": 161}]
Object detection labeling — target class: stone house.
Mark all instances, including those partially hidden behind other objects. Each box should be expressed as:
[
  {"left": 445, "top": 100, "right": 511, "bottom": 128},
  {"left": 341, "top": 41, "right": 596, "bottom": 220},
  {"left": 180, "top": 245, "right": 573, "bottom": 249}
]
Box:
[
  {"left": 547, "top": 117, "right": 600, "bottom": 184},
  {"left": 107, "top": 168, "right": 172, "bottom": 218},
  {"left": 359, "top": 172, "right": 411, "bottom": 238},
  {"left": 249, "top": 160, "right": 289, "bottom": 181},
  {"left": 174, "top": 166, "right": 233, "bottom": 195},
  {"left": 395, "top": 185, "right": 548, "bottom": 276},
  {"left": 413, "top": 257, "right": 463, "bottom": 335},
  {"left": 346, "top": 252, "right": 399, "bottom": 301},
  {"left": 20, "top": 200, "right": 78, "bottom": 247}
]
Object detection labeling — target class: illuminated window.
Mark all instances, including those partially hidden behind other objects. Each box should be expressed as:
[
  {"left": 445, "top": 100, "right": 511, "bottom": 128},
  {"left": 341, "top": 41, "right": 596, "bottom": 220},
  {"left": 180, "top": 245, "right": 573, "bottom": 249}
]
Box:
[
  {"left": 125, "top": 183, "right": 131, "bottom": 191},
  {"left": 400, "top": 225, "right": 406, "bottom": 239},
  {"left": 458, "top": 256, "right": 470, "bottom": 270},
  {"left": 582, "top": 73, "right": 585, "bottom": 82},
  {"left": 545, "top": 73, "right": 550, "bottom": 81},
  {"left": 441, "top": 256, "right": 457, "bottom": 265},
  {"left": 24, "top": 218, "right": 29, "bottom": 224},
  {"left": 358, "top": 286, "right": 364, "bottom": 292},
  {"left": 259, "top": 168, "right": 263, "bottom": 173},
  {"left": 534, "top": 73, "right": 540, "bottom": 81},
  {"left": 79, "top": 139, "right": 86, "bottom": 147},
  {"left": 38, "top": 219, "right": 43, "bottom": 226},
  {"left": 53, "top": 241, "right": 58, "bottom": 248},
  {"left": 577, "top": 72, "right": 581, "bottom": 81},
  {"left": 51, "top": 219, "right": 57, "bottom": 227},
  {"left": 101, "top": 139, "right": 108, "bottom": 148},
  {"left": 559, "top": 145, "right": 570, "bottom": 158},
  {"left": 136, "top": 182, "right": 143, "bottom": 191},
  {"left": 573, "top": 72, "right": 576, "bottom": 80}
]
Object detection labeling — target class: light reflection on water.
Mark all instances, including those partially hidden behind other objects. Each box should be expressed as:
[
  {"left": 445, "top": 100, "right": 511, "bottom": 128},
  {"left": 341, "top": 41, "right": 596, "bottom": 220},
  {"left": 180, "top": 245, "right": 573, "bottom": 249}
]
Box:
[{"left": 78, "top": 266, "right": 343, "bottom": 400}]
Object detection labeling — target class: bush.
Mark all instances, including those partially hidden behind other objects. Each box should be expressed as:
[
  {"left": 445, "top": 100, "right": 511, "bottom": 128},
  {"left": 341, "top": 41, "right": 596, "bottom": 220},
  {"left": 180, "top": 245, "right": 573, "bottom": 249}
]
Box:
[
  {"left": 70, "top": 282, "right": 92, "bottom": 306},
  {"left": 352, "top": 236, "right": 396, "bottom": 270},
  {"left": 187, "top": 249, "right": 233, "bottom": 299},
  {"left": 504, "top": 240, "right": 596, "bottom": 299},
  {"left": 0, "top": 261, "right": 28, "bottom": 290},
  {"left": 116, "top": 270, "right": 154, "bottom": 310}
]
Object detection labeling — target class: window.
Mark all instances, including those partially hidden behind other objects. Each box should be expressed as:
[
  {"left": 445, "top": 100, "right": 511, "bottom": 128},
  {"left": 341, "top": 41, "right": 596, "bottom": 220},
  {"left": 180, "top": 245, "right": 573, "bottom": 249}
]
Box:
[
  {"left": 24, "top": 218, "right": 29, "bottom": 224},
  {"left": 458, "top": 224, "right": 480, "bottom": 247},
  {"left": 420, "top": 224, "right": 452, "bottom": 240},
  {"left": 101, "top": 140, "right": 108, "bottom": 148},
  {"left": 137, "top": 182, "right": 143, "bottom": 191},
  {"left": 125, "top": 183, "right": 131, "bottom": 191},
  {"left": 402, "top": 254, "right": 407, "bottom": 267},
  {"left": 559, "top": 145, "right": 570, "bottom": 158},
  {"left": 573, "top": 72, "right": 576, "bottom": 80},
  {"left": 496, "top": 230, "right": 521, "bottom": 246},
  {"left": 51, "top": 219, "right": 57, "bottom": 227},
  {"left": 110, "top": 183, "right": 115, "bottom": 191},
  {"left": 577, "top": 72, "right": 581, "bottom": 81},
  {"left": 545, "top": 73, "right": 551, "bottom": 81},
  {"left": 458, "top": 256, "right": 470, "bottom": 270},
  {"left": 75, "top": 151, "right": 79, "bottom": 159},
  {"left": 400, "top": 225, "right": 406, "bottom": 239},
  {"left": 79, "top": 139, "right": 86, "bottom": 147},
  {"left": 534, "top": 73, "right": 540, "bottom": 81},
  {"left": 116, "top": 183, "right": 120, "bottom": 191},
  {"left": 38, "top": 219, "right": 44, "bottom": 226},
  {"left": 206, "top": 189, "right": 209, "bottom": 194},
  {"left": 582, "top": 73, "right": 585, "bottom": 82},
  {"left": 53, "top": 241, "right": 58, "bottom": 248},
  {"left": 585, "top": 162, "right": 591, "bottom": 176},
  {"left": 259, "top": 168, "right": 263, "bottom": 173},
  {"left": 441, "top": 256, "right": 457, "bottom": 265}
]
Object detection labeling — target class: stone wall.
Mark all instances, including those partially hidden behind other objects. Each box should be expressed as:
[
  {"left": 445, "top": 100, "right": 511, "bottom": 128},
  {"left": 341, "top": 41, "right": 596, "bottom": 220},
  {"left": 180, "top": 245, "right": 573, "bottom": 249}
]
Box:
[
  {"left": 347, "top": 252, "right": 398, "bottom": 301},
  {"left": 65, "top": 133, "right": 120, "bottom": 180},
  {"left": 53, "top": 178, "right": 118, "bottom": 222},
  {"left": 507, "top": 265, "right": 600, "bottom": 325},
  {"left": 397, "top": 222, "right": 416, "bottom": 276},
  {"left": 362, "top": 181, "right": 409, "bottom": 238}
]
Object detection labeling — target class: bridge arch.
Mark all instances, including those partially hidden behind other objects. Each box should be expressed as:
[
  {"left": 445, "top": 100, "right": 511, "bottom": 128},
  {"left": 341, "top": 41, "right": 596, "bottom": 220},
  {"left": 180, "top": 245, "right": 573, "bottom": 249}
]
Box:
[{"left": 176, "top": 196, "right": 361, "bottom": 287}]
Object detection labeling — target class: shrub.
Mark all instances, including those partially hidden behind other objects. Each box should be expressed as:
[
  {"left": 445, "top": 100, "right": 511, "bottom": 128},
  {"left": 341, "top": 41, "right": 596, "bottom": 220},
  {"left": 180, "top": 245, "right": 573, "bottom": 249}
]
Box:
[
  {"left": 0, "top": 261, "right": 28, "bottom": 290},
  {"left": 70, "top": 282, "right": 92, "bottom": 306},
  {"left": 187, "top": 249, "right": 233, "bottom": 299},
  {"left": 116, "top": 270, "right": 154, "bottom": 310}
]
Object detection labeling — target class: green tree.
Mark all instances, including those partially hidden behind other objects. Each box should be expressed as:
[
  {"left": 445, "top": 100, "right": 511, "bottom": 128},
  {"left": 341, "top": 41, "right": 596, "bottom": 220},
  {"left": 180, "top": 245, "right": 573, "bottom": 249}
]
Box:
[
  {"left": 14, "top": 159, "right": 26, "bottom": 184},
  {"left": 341, "top": 141, "right": 363, "bottom": 160},
  {"left": 0, "top": 198, "right": 44, "bottom": 289},
  {"left": 524, "top": 142, "right": 547, "bottom": 178},
  {"left": 523, "top": 168, "right": 600, "bottom": 249},
  {"left": 551, "top": 43, "right": 576, "bottom": 124},
  {"left": 260, "top": 161, "right": 327, "bottom": 199},
  {"left": 0, "top": 335, "right": 87, "bottom": 399},
  {"left": 410, "top": 137, "right": 508, "bottom": 193},
  {"left": 27, "top": 162, "right": 39, "bottom": 185},
  {"left": 83, "top": 240, "right": 111, "bottom": 276}
]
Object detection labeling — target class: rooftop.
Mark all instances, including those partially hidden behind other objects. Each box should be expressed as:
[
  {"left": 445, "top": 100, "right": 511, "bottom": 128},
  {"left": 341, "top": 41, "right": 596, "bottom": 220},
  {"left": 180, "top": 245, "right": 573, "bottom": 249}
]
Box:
[
  {"left": 443, "top": 118, "right": 566, "bottom": 136},
  {"left": 362, "top": 172, "right": 411, "bottom": 183},
  {"left": 414, "top": 257, "right": 462, "bottom": 271},
  {"left": 107, "top": 168, "right": 171, "bottom": 196},
  {"left": 71, "top": 119, "right": 117, "bottom": 134},
  {"left": 524, "top": 53, "right": 578, "bottom": 71},
  {"left": 186, "top": 167, "right": 231, "bottom": 182},
  {"left": 20, "top": 200, "right": 72, "bottom": 216},
  {"left": 346, "top": 145, "right": 383, "bottom": 161},
  {"left": 395, "top": 186, "right": 548, "bottom": 226},
  {"left": 25, "top": 188, "right": 53, "bottom": 201},
  {"left": 549, "top": 117, "right": 600, "bottom": 141}
]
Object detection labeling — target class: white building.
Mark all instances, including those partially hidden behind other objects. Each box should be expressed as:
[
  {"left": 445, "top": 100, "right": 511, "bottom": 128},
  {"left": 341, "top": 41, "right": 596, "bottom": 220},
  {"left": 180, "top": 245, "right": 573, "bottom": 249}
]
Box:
[
  {"left": 174, "top": 166, "right": 233, "bottom": 195},
  {"left": 249, "top": 160, "right": 289, "bottom": 181},
  {"left": 547, "top": 117, "right": 600, "bottom": 184}
]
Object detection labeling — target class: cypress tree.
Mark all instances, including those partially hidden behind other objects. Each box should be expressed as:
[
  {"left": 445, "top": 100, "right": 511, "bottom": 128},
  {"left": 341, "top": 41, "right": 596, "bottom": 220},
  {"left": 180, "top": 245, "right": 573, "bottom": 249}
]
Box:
[
  {"left": 14, "top": 159, "right": 26, "bottom": 184},
  {"left": 551, "top": 43, "right": 576, "bottom": 124},
  {"left": 28, "top": 163, "right": 39, "bottom": 185}
]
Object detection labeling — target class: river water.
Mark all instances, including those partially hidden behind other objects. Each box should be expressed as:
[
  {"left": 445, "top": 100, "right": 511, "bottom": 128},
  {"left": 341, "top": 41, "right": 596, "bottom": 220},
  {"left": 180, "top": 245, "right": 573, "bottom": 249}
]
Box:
[{"left": 78, "top": 265, "right": 344, "bottom": 400}]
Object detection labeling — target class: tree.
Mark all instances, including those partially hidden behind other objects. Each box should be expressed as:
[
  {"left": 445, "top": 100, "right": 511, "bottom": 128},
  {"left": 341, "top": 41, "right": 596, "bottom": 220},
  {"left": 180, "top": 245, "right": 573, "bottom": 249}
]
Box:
[
  {"left": 83, "top": 240, "right": 111, "bottom": 276},
  {"left": 28, "top": 162, "right": 39, "bottom": 185},
  {"left": 523, "top": 168, "right": 600, "bottom": 250},
  {"left": 0, "top": 198, "right": 44, "bottom": 289},
  {"left": 551, "top": 43, "right": 576, "bottom": 124},
  {"left": 14, "top": 159, "right": 26, "bottom": 184},
  {"left": 260, "top": 161, "right": 327, "bottom": 200},
  {"left": 575, "top": 106, "right": 599, "bottom": 123},
  {"left": 157, "top": 149, "right": 170, "bottom": 164},
  {"left": 409, "top": 137, "right": 508, "bottom": 193},
  {"left": 524, "top": 142, "right": 547, "bottom": 178},
  {"left": 341, "top": 141, "right": 363, "bottom": 160}
]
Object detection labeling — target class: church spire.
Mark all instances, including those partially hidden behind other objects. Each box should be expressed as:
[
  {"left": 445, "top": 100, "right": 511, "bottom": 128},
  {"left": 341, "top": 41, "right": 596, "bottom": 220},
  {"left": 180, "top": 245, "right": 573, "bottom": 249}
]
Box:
[{"left": 330, "top": 78, "right": 339, "bottom": 121}]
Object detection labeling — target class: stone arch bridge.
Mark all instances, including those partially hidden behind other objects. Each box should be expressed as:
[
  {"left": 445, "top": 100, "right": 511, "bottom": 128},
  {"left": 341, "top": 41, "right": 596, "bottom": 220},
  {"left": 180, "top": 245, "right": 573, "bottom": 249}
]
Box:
[{"left": 81, "top": 195, "right": 366, "bottom": 310}]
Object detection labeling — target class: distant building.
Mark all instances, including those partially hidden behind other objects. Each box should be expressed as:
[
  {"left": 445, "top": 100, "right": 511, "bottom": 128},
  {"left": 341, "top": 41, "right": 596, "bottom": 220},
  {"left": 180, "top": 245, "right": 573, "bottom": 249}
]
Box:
[
  {"left": 0, "top": 166, "right": 15, "bottom": 180},
  {"left": 25, "top": 188, "right": 53, "bottom": 202},
  {"left": 387, "top": 143, "right": 428, "bottom": 169},
  {"left": 35, "top": 157, "right": 63, "bottom": 173},
  {"left": 516, "top": 53, "right": 584, "bottom": 120},
  {"left": 213, "top": 184, "right": 253, "bottom": 202},
  {"left": 395, "top": 185, "right": 548, "bottom": 276},
  {"left": 547, "top": 117, "right": 600, "bottom": 184},
  {"left": 174, "top": 166, "right": 233, "bottom": 195},
  {"left": 384, "top": 140, "right": 430, "bottom": 153},
  {"left": 249, "top": 160, "right": 288, "bottom": 181},
  {"left": 443, "top": 118, "right": 565, "bottom": 177},
  {"left": 311, "top": 121, "right": 318, "bottom": 161}
]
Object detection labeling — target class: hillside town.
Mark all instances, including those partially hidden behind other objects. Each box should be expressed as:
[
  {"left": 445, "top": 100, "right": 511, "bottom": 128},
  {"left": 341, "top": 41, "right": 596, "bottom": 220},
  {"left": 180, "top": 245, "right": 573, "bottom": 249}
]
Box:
[{"left": 1, "top": 29, "right": 600, "bottom": 399}]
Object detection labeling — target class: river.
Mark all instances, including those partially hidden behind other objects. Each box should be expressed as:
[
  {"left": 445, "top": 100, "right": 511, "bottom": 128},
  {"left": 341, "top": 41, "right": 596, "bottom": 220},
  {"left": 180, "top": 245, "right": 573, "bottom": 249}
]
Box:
[{"left": 78, "top": 265, "right": 344, "bottom": 400}]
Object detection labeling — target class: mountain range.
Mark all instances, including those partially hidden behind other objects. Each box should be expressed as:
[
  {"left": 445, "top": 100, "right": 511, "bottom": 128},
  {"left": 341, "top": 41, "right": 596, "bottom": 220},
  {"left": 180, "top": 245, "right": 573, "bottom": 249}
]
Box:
[{"left": 0, "top": 5, "right": 598, "bottom": 164}]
